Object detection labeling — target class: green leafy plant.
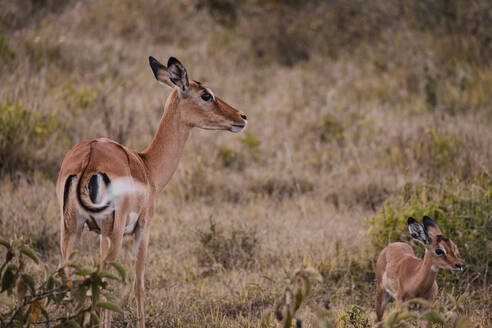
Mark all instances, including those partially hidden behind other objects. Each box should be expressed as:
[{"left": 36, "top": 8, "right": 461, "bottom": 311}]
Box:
[
  {"left": 338, "top": 305, "right": 370, "bottom": 328},
  {"left": 0, "top": 236, "right": 125, "bottom": 327},
  {"left": 0, "top": 101, "right": 60, "bottom": 176},
  {"left": 381, "top": 294, "right": 471, "bottom": 328}
]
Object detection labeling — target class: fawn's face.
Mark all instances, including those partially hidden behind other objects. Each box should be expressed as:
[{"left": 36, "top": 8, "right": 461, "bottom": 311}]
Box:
[
  {"left": 428, "top": 233, "right": 464, "bottom": 272},
  {"left": 408, "top": 216, "right": 464, "bottom": 273}
]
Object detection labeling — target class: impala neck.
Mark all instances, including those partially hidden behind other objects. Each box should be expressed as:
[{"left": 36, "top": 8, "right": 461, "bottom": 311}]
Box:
[
  {"left": 412, "top": 249, "right": 438, "bottom": 292},
  {"left": 142, "top": 89, "right": 191, "bottom": 191}
]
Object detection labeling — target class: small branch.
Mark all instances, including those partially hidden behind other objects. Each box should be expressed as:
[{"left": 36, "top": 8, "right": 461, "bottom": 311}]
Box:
[
  {"left": 5, "top": 286, "right": 68, "bottom": 326},
  {"left": 31, "top": 306, "right": 92, "bottom": 326}
]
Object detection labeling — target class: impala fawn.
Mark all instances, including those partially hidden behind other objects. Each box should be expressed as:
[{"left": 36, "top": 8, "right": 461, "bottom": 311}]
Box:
[{"left": 375, "top": 216, "right": 464, "bottom": 326}]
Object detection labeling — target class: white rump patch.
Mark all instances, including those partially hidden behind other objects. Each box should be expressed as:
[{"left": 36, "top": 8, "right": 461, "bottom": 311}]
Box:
[{"left": 98, "top": 177, "right": 146, "bottom": 211}]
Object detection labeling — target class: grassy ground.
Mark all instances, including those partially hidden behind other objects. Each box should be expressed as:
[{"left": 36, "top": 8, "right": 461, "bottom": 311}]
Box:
[{"left": 0, "top": 0, "right": 491, "bottom": 327}]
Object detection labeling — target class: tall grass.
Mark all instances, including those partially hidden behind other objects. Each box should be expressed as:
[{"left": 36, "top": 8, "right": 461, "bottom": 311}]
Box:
[{"left": 0, "top": 0, "right": 490, "bottom": 326}]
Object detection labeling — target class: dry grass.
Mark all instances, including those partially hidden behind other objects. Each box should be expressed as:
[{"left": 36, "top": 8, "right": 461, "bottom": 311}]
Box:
[{"left": 0, "top": 0, "right": 491, "bottom": 327}]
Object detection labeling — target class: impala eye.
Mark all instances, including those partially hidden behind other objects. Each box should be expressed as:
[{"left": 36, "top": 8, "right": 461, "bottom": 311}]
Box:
[
  {"left": 201, "top": 91, "right": 213, "bottom": 102},
  {"left": 435, "top": 248, "right": 445, "bottom": 256}
]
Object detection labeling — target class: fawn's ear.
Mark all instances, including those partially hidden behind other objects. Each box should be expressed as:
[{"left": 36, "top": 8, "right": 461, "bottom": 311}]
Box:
[
  {"left": 167, "top": 57, "right": 190, "bottom": 95},
  {"left": 423, "top": 216, "right": 442, "bottom": 239},
  {"left": 149, "top": 56, "right": 174, "bottom": 88},
  {"left": 408, "top": 217, "right": 429, "bottom": 246}
]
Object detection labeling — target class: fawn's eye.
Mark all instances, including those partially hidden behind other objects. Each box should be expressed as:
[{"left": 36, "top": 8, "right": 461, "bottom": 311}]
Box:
[
  {"left": 435, "top": 248, "right": 445, "bottom": 256},
  {"left": 201, "top": 91, "right": 213, "bottom": 102}
]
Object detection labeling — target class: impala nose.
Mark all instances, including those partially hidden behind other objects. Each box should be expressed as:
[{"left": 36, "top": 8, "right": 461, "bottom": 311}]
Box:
[
  {"left": 240, "top": 114, "right": 247, "bottom": 120},
  {"left": 455, "top": 264, "right": 463, "bottom": 270}
]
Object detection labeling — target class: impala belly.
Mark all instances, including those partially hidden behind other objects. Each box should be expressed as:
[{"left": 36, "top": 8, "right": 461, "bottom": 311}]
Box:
[{"left": 382, "top": 271, "right": 398, "bottom": 299}]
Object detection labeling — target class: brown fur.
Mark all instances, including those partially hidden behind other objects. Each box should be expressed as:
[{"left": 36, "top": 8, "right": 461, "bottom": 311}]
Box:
[
  {"left": 375, "top": 219, "right": 464, "bottom": 327},
  {"left": 56, "top": 57, "right": 247, "bottom": 328}
]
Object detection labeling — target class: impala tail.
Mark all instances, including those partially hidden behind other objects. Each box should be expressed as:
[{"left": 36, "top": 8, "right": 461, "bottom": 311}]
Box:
[{"left": 72, "top": 172, "right": 144, "bottom": 216}]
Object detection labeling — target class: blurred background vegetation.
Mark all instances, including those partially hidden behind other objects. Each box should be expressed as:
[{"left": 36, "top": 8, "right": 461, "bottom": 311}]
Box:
[{"left": 0, "top": 0, "right": 490, "bottom": 326}]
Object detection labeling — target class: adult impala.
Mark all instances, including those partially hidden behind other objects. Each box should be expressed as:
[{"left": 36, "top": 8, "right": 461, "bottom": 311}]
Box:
[
  {"left": 56, "top": 56, "right": 247, "bottom": 327},
  {"left": 375, "top": 216, "right": 464, "bottom": 327}
]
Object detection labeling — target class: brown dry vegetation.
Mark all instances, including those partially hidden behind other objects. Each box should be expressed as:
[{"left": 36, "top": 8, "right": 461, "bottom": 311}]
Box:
[{"left": 0, "top": 0, "right": 491, "bottom": 327}]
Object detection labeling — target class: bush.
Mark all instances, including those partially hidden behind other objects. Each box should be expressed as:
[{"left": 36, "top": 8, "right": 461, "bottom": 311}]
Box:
[
  {"left": 217, "top": 146, "right": 245, "bottom": 170},
  {"left": 195, "top": 219, "right": 257, "bottom": 273},
  {"left": 367, "top": 176, "right": 491, "bottom": 291},
  {"left": 0, "top": 236, "right": 125, "bottom": 327},
  {"left": 0, "top": 101, "right": 61, "bottom": 177},
  {"left": 338, "top": 305, "right": 370, "bottom": 328},
  {"left": 380, "top": 295, "right": 471, "bottom": 328}
]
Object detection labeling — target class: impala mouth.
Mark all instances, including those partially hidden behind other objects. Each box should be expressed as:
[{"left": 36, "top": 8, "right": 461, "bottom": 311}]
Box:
[{"left": 231, "top": 121, "right": 247, "bottom": 133}]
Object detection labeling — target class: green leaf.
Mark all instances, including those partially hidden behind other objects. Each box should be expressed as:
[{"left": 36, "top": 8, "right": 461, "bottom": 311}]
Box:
[
  {"left": 294, "top": 288, "right": 303, "bottom": 312},
  {"left": 395, "top": 311, "right": 418, "bottom": 323},
  {"left": 73, "top": 267, "right": 92, "bottom": 276},
  {"left": 1, "top": 266, "right": 16, "bottom": 292},
  {"left": 384, "top": 310, "right": 399, "bottom": 328},
  {"left": 41, "top": 305, "right": 50, "bottom": 322},
  {"left": 90, "top": 311, "right": 100, "bottom": 324},
  {"left": 21, "top": 273, "right": 35, "bottom": 292},
  {"left": 96, "top": 301, "right": 123, "bottom": 314},
  {"left": 20, "top": 245, "right": 39, "bottom": 264},
  {"left": 17, "top": 279, "right": 27, "bottom": 301},
  {"left": 67, "top": 262, "right": 81, "bottom": 270},
  {"left": 0, "top": 237, "right": 10, "bottom": 249},
  {"left": 69, "top": 251, "right": 78, "bottom": 260},
  {"left": 46, "top": 276, "right": 55, "bottom": 290},
  {"left": 98, "top": 271, "right": 120, "bottom": 281},
  {"left": 420, "top": 311, "right": 445, "bottom": 324},
  {"left": 283, "top": 310, "right": 292, "bottom": 328},
  {"left": 109, "top": 262, "right": 126, "bottom": 282}
]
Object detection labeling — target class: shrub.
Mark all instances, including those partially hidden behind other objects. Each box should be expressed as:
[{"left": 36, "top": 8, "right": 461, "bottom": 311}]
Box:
[
  {"left": 239, "top": 132, "right": 261, "bottom": 153},
  {"left": 195, "top": 218, "right": 257, "bottom": 272},
  {"left": 0, "top": 101, "right": 60, "bottom": 176},
  {"left": 0, "top": 35, "right": 15, "bottom": 62},
  {"left": 338, "top": 305, "right": 370, "bottom": 328},
  {"left": 217, "top": 146, "right": 245, "bottom": 169},
  {"left": 317, "top": 115, "right": 344, "bottom": 143},
  {"left": 380, "top": 295, "right": 471, "bottom": 328},
  {"left": 0, "top": 236, "right": 125, "bottom": 327}
]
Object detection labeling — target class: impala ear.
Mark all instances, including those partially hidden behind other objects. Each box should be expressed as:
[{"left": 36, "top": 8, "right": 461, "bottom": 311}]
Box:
[
  {"left": 423, "top": 216, "right": 442, "bottom": 239},
  {"left": 167, "top": 57, "right": 189, "bottom": 95},
  {"left": 408, "top": 217, "right": 429, "bottom": 246},
  {"left": 149, "top": 56, "right": 174, "bottom": 88}
]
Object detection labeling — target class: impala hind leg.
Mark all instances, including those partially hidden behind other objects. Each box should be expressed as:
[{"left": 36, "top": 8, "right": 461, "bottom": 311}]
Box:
[
  {"left": 375, "top": 283, "right": 390, "bottom": 323},
  {"left": 60, "top": 207, "right": 82, "bottom": 281},
  {"left": 134, "top": 222, "right": 150, "bottom": 328},
  {"left": 99, "top": 210, "right": 127, "bottom": 328}
]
